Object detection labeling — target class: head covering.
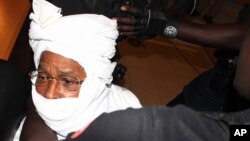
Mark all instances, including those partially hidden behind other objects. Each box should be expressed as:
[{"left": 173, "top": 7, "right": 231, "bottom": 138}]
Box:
[{"left": 29, "top": 0, "right": 119, "bottom": 84}]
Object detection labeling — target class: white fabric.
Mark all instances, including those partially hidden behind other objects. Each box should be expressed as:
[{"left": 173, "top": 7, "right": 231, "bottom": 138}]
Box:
[
  {"left": 30, "top": 0, "right": 62, "bottom": 27},
  {"left": 13, "top": 117, "right": 26, "bottom": 141},
  {"left": 30, "top": 0, "right": 118, "bottom": 83},
  {"left": 28, "top": 0, "right": 141, "bottom": 140}
]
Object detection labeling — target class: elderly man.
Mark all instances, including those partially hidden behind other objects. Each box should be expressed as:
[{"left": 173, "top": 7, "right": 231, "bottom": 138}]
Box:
[{"left": 16, "top": 0, "right": 141, "bottom": 140}]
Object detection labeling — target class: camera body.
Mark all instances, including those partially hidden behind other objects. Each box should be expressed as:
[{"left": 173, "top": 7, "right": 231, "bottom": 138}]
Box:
[{"left": 112, "top": 64, "right": 127, "bottom": 85}]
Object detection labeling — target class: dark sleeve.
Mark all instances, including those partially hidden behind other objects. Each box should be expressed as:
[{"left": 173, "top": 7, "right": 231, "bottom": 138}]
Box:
[
  {"left": 48, "top": 0, "right": 93, "bottom": 15},
  {"left": 65, "top": 106, "right": 224, "bottom": 141},
  {"left": 0, "top": 60, "right": 30, "bottom": 141},
  {"left": 65, "top": 107, "right": 153, "bottom": 141},
  {"left": 48, "top": 0, "right": 123, "bottom": 18},
  {"left": 234, "top": 28, "right": 250, "bottom": 100},
  {"left": 20, "top": 98, "right": 58, "bottom": 141}
]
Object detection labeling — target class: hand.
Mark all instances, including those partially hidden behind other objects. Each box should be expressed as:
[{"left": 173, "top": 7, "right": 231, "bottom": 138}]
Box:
[
  {"left": 115, "top": 5, "right": 170, "bottom": 38},
  {"left": 115, "top": 5, "right": 149, "bottom": 36}
]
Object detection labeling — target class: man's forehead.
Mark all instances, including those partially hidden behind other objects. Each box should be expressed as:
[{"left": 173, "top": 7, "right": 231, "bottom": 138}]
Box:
[{"left": 39, "top": 51, "right": 82, "bottom": 71}]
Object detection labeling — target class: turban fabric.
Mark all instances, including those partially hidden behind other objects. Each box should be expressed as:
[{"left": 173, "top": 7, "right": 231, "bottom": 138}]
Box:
[{"left": 29, "top": 0, "right": 119, "bottom": 83}]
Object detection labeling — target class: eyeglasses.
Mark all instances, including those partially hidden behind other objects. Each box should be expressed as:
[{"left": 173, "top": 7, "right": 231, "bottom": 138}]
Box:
[{"left": 29, "top": 71, "right": 84, "bottom": 91}]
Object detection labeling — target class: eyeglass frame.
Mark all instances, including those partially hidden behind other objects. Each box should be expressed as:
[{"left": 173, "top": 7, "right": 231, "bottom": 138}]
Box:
[{"left": 29, "top": 70, "right": 84, "bottom": 92}]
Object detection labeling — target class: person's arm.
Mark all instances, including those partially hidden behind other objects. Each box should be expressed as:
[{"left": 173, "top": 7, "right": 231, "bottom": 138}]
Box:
[
  {"left": 234, "top": 28, "right": 250, "bottom": 100},
  {"left": 177, "top": 22, "right": 246, "bottom": 49},
  {"left": 115, "top": 0, "right": 195, "bottom": 36},
  {"left": 116, "top": 4, "right": 249, "bottom": 50},
  {"left": 20, "top": 98, "right": 58, "bottom": 141}
]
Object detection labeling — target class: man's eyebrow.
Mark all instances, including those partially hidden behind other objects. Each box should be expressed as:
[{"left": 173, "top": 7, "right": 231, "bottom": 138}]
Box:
[{"left": 38, "top": 65, "right": 76, "bottom": 75}]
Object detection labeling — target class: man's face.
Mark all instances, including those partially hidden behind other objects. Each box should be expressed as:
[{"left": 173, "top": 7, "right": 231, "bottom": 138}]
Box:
[{"left": 35, "top": 51, "right": 86, "bottom": 99}]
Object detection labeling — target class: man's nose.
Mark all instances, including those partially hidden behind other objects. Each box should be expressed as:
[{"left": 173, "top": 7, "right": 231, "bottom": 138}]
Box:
[{"left": 43, "top": 80, "right": 62, "bottom": 99}]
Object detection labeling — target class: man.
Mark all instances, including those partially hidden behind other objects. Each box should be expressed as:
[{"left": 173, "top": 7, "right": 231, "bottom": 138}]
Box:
[{"left": 18, "top": 0, "right": 141, "bottom": 140}]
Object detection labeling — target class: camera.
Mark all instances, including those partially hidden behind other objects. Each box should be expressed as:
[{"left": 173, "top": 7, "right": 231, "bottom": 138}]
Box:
[{"left": 112, "top": 64, "right": 127, "bottom": 85}]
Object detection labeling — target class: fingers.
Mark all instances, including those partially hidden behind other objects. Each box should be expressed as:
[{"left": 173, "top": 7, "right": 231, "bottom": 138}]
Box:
[
  {"left": 115, "top": 16, "right": 142, "bottom": 36},
  {"left": 116, "top": 16, "right": 146, "bottom": 36},
  {"left": 120, "top": 5, "right": 142, "bottom": 17},
  {"left": 115, "top": 5, "right": 147, "bottom": 36},
  {"left": 116, "top": 17, "right": 147, "bottom": 27},
  {"left": 119, "top": 26, "right": 145, "bottom": 36},
  {"left": 116, "top": 17, "right": 135, "bottom": 25},
  {"left": 118, "top": 25, "right": 145, "bottom": 31},
  {"left": 118, "top": 25, "right": 134, "bottom": 32},
  {"left": 120, "top": 31, "right": 145, "bottom": 36},
  {"left": 120, "top": 32, "right": 134, "bottom": 36}
]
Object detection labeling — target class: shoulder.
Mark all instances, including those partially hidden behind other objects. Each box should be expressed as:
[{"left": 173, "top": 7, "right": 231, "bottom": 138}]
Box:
[
  {"left": 110, "top": 84, "right": 136, "bottom": 99},
  {"left": 108, "top": 84, "right": 142, "bottom": 108}
]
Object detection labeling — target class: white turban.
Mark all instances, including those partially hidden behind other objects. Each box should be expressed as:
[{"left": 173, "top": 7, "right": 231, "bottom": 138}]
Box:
[{"left": 29, "top": 0, "right": 119, "bottom": 83}]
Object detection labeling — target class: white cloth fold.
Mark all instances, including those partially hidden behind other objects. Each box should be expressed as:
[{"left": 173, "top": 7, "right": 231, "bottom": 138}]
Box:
[{"left": 30, "top": 0, "right": 62, "bottom": 28}]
